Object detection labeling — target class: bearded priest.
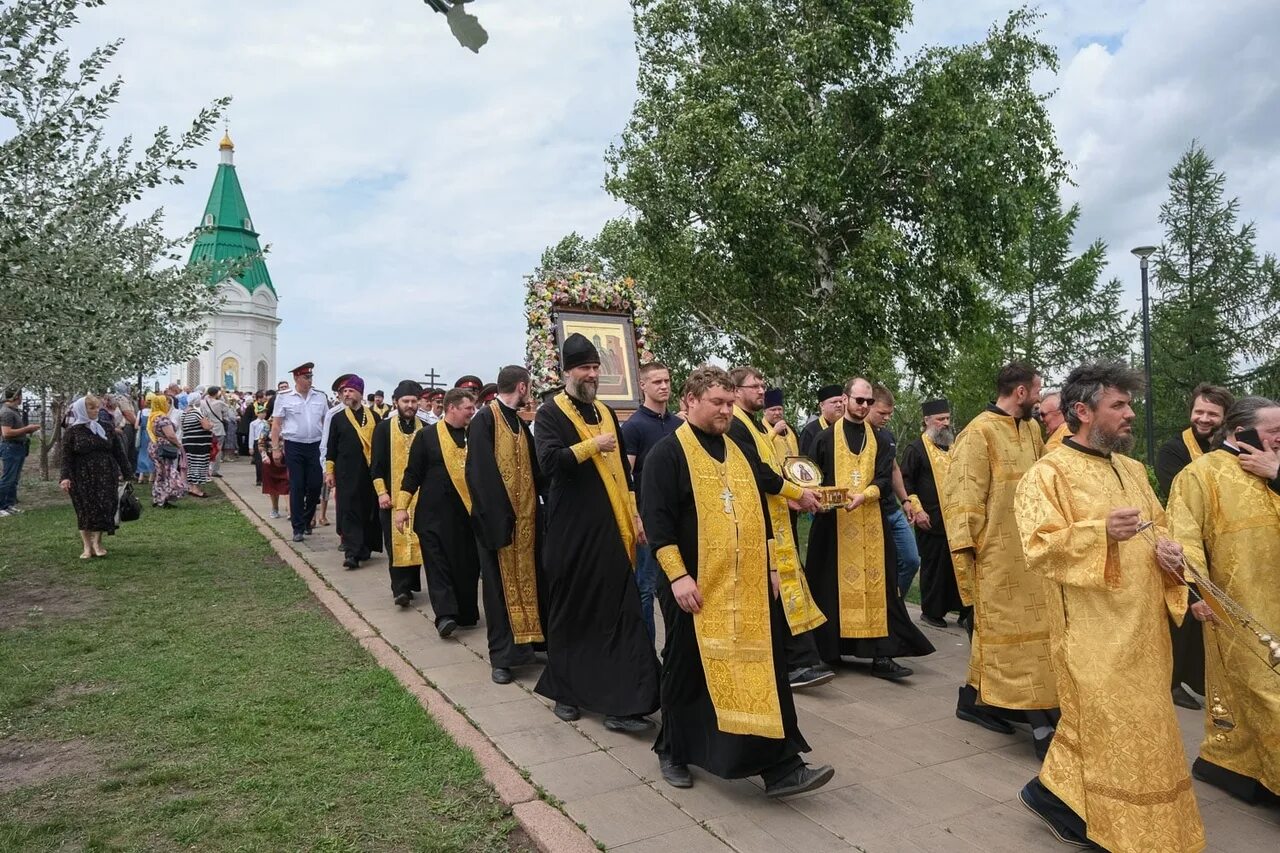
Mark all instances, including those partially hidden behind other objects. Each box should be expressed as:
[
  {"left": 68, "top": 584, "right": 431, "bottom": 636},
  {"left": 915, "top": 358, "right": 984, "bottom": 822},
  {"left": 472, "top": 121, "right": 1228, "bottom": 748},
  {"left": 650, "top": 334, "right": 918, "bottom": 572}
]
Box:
[
  {"left": 641, "top": 365, "right": 835, "bottom": 797},
  {"left": 372, "top": 380, "right": 425, "bottom": 607},
  {"left": 1014, "top": 362, "right": 1206, "bottom": 853}
]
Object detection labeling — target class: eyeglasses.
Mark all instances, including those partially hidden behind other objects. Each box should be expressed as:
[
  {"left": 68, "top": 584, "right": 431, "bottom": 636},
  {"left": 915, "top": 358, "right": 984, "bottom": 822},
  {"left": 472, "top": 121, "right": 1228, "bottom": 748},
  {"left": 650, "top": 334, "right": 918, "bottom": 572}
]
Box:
[
  {"left": 849, "top": 396, "right": 874, "bottom": 406},
  {"left": 738, "top": 383, "right": 765, "bottom": 390}
]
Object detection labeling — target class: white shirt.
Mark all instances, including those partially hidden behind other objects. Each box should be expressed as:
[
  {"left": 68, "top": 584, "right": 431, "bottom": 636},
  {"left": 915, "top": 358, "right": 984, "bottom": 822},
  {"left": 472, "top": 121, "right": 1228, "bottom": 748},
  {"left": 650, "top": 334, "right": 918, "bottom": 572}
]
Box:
[
  {"left": 248, "top": 419, "right": 267, "bottom": 448},
  {"left": 318, "top": 402, "right": 345, "bottom": 461},
  {"left": 273, "top": 388, "right": 329, "bottom": 443}
]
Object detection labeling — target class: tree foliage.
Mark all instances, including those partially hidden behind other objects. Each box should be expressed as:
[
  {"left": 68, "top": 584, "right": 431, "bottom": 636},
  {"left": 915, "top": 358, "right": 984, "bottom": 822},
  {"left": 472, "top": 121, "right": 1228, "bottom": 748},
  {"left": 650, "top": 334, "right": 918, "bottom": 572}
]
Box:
[
  {"left": 0, "top": 0, "right": 233, "bottom": 400},
  {"left": 605, "top": 0, "right": 1067, "bottom": 396},
  {"left": 1149, "top": 141, "right": 1280, "bottom": 441}
]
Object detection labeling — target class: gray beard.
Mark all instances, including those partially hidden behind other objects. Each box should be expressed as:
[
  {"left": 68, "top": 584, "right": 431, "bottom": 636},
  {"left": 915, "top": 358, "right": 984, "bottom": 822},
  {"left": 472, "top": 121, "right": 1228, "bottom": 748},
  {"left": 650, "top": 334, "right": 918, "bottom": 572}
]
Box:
[
  {"left": 567, "top": 376, "right": 597, "bottom": 404},
  {"left": 926, "top": 425, "right": 954, "bottom": 447},
  {"left": 1090, "top": 426, "right": 1134, "bottom": 455}
]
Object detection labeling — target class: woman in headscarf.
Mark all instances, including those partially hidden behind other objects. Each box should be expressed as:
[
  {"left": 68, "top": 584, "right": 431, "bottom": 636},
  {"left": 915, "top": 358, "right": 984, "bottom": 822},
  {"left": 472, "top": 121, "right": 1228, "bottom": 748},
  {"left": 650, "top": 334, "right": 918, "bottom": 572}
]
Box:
[
  {"left": 146, "top": 394, "right": 188, "bottom": 507},
  {"left": 180, "top": 393, "right": 214, "bottom": 498},
  {"left": 60, "top": 395, "right": 133, "bottom": 559},
  {"left": 135, "top": 395, "right": 155, "bottom": 484}
]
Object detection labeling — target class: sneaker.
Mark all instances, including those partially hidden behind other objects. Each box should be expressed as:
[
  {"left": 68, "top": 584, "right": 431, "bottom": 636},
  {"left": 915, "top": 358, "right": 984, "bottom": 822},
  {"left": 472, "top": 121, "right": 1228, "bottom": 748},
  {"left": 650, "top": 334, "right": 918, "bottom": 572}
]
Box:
[
  {"left": 553, "top": 703, "right": 580, "bottom": 722},
  {"left": 956, "top": 704, "right": 1016, "bottom": 735},
  {"left": 0, "top": 509, "right": 13, "bottom": 517},
  {"left": 659, "top": 754, "right": 693, "bottom": 789},
  {"left": 870, "top": 657, "right": 912, "bottom": 680},
  {"left": 436, "top": 617, "right": 458, "bottom": 639},
  {"left": 920, "top": 614, "right": 948, "bottom": 628},
  {"left": 765, "top": 763, "right": 835, "bottom": 798},
  {"left": 1171, "top": 685, "right": 1202, "bottom": 710},
  {"left": 7, "top": 506, "right": 22, "bottom": 514},
  {"left": 789, "top": 667, "right": 836, "bottom": 690},
  {"left": 603, "top": 715, "right": 655, "bottom": 733},
  {"left": 269, "top": 510, "right": 281, "bottom": 519}
]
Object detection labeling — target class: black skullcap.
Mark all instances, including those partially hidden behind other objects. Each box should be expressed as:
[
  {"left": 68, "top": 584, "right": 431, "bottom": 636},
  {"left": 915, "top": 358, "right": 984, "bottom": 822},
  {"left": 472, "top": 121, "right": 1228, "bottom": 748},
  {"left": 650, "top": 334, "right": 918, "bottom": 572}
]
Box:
[
  {"left": 816, "top": 384, "right": 843, "bottom": 405},
  {"left": 562, "top": 333, "right": 601, "bottom": 371},
  {"left": 921, "top": 398, "right": 951, "bottom": 416},
  {"left": 764, "top": 388, "right": 784, "bottom": 408},
  {"left": 392, "top": 379, "right": 423, "bottom": 400}
]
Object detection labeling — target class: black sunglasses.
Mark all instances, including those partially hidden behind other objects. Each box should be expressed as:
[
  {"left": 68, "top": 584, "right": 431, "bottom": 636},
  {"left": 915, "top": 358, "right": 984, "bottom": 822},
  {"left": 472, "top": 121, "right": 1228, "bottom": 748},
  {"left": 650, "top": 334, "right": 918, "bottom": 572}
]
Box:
[{"left": 849, "top": 396, "right": 874, "bottom": 406}]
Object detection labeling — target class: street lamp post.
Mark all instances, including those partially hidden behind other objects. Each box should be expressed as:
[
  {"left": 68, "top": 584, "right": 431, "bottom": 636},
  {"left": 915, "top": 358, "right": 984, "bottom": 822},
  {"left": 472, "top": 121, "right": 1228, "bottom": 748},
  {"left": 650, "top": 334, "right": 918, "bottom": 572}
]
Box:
[{"left": 1132, "top": 245, "right": 1158, "bottom": 463}]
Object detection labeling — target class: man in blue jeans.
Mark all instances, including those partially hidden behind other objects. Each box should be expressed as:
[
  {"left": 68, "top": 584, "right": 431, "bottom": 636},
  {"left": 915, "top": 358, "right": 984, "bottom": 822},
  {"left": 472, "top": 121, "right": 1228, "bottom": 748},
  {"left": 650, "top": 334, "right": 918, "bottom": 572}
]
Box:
[
  {"left": 867, "top": 385, "right": 921, "bottom": 597},
  {"left": 0, "top": 388, "right": 40, "bottom": 517},
  {"left": 270, "top": 363, "right": 330, "bottom": 541},
  {"left": 620, "top": 362, "right": 681, "bottom": 645}
]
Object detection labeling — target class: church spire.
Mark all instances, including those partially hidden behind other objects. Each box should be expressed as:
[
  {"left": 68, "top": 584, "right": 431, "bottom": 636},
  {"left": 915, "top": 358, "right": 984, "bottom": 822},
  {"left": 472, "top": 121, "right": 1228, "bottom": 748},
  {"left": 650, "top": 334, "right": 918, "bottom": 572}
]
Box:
[
  {"left": 219, "top": 128, "right": 234, "bottom": 165},
  {"left": 188, "top": 135, "right": 274, "bottom": 296}
]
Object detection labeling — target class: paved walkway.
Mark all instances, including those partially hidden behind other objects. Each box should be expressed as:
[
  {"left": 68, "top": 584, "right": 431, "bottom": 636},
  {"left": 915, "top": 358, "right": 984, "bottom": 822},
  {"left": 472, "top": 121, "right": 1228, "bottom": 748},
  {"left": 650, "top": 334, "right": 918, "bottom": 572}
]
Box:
[{"left": 219, "top": 459, "right": 1277, "bottom": 852}]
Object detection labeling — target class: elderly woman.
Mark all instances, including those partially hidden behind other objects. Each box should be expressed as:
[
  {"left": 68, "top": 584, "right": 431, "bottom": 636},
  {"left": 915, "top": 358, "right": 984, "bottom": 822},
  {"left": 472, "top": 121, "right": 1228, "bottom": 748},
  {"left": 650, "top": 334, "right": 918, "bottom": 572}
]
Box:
[
  {"left": 146, "top": 394, "right": 188, "bottom": 507},
  {"left": 60, "top": 395, "right": 132, "bottom": 559},
  {"left": 180, "top": 395, "right": 214, "bottom": 498}
]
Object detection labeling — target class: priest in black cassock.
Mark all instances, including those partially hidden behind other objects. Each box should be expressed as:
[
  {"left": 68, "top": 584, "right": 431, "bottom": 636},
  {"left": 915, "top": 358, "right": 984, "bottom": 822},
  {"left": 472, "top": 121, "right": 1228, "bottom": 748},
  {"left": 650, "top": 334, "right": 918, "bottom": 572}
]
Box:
[
  {"left": 899, "top": 398, "right": 968, "bottom": 629},
  {"left": 642, "top": 365, "right": 835, "bottom": 797},
  {"left": 398, "top": 387, "right": 481, "bottom": 638},
  {"left": 324, "top": 374, "right": 382, "bottom": 569},
  {"left": 806, "top": 377, "right": 935, "bottom": 676},
  {"left": 372, "top": 380, "right": 424, "bottom": 607},
  {"left": 798, "top": 384, "right": 845, "bottom": 458},
  {"left": 465, "top": 365, "right": 546, "bottom": 685},
  {"left": 533, "top": 334, "right": 660, "bottom": 731}
]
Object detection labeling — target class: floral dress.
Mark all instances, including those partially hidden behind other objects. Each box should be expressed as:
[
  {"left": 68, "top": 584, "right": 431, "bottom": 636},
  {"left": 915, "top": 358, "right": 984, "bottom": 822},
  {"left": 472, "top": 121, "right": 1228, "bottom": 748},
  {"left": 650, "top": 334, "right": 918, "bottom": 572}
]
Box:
[
  {"left": 61, "top": 424, "right": 131, "bottom": 532},
  {"left": 148, "top": 414, "right": 188, "bottom": 506}
]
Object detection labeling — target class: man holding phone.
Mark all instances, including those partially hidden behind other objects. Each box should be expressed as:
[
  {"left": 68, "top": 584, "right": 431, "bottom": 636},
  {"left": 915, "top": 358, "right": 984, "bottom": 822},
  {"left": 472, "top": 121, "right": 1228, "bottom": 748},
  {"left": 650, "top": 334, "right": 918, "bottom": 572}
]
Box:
[{"left": 1166, "top": 396, "right": 1280, "bottom": 805}]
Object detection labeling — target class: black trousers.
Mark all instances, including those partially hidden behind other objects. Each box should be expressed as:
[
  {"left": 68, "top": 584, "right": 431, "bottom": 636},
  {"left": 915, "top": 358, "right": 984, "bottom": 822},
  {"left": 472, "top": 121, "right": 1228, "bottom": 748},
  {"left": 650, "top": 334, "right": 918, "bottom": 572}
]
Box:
[
  {"left": 283, "top": 440, "right": 322, "bottom": 535},
  {"left": 782, "top": 628, "right": 822, "bottom": 674},
  {"left": 477, "top": 542, "right": 537, "bottom": 669}
]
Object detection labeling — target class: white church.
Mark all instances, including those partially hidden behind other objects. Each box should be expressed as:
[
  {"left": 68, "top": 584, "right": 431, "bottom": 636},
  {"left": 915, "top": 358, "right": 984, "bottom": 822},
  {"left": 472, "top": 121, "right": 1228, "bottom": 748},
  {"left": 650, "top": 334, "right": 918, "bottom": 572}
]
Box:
[{"left": 169, "top": 133, "right": 280, "bottom": 393}]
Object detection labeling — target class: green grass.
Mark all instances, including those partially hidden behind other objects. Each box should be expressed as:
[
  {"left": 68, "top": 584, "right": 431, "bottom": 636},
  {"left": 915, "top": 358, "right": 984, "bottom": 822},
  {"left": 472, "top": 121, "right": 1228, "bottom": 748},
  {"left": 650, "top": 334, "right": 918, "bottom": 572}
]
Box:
[{"left": 0, "top": 481, "right": 527, "bottom": 852}]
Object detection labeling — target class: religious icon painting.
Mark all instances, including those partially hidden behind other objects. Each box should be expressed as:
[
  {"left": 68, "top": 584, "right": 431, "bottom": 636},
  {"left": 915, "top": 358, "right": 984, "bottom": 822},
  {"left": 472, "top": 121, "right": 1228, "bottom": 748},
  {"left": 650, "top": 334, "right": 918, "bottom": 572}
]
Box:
[{"left": 554, "top": 310, "right": 643, "bottom": 406}]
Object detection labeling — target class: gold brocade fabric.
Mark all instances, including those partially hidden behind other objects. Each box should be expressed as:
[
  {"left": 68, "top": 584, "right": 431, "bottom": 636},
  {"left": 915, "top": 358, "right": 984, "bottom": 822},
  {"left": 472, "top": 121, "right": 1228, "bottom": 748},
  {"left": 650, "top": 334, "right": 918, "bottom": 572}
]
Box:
[
  {"left": 922, "top": 433, "right": 951, "bottom": 509},
  {"left": 343, "top": 406, "right": 375, "bottom": 465},
  {"left": 1182, "top": 427, "right": 1206, "bottom": 463},
  {"left": 553, "top": 393, "right": 636, "bottom": 566},
  {"left": 1167, "top": 451, "right": 1280, "bottom": 795},
  {"left": 1016, "top": 446, "right": 1203, "bottom": 853},
  {"left": 771, "top": 423, "right": 799, "bottom": 466},
  {"left": 674, "top": 424, "right": 783, "bottom": 738},
  {"left": 386, "top": 418, "right": 422, "bottom": 567},
  {"left": 437, "top": 419, "right": 472, "bottom": 514},
  {"left": 943, "top": 410, "right": 1055, "bottom": 710},
  {"left": 1043, "top": 423, "right": 1069, "bottom": 454},
  {"left": 732, "top": 408, "right": 825, "bottom": 634},
  {"left": 491, "top": 402, "right": 543, "bottom": 644},
  {"left": 833, "top": 422, "right": 886, "bottom": 638}
]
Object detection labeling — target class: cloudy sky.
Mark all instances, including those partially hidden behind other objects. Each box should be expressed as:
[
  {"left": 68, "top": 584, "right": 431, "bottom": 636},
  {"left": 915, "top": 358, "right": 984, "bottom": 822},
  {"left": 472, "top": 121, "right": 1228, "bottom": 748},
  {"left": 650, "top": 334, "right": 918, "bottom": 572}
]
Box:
[{"left": 77, "top": 0, "right": 1280, "bottom": 394}]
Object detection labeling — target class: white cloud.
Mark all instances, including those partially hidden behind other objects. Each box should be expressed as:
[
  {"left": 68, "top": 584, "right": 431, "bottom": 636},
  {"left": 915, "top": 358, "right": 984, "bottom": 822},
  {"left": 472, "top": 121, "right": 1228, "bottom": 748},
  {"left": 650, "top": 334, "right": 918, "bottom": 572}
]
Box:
[{"left": 69, "top": 0, "right": 1280, "bottom": 392}]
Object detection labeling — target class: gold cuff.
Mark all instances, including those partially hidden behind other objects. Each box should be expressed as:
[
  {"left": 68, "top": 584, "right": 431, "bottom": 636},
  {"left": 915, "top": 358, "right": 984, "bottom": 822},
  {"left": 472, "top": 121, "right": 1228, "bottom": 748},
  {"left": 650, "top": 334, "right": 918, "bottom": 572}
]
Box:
[
  {"left": 779, "top": 480, "right": 803, "bottom": 501},
  {"left": 571, "top": 440, "right": 597, "bottom": 463},
  {"left": 372, "top": 478, "right": 388, "bottom": 497},
  {"left": 864, "top": 485, "right": 881, "bottom": 502},
  {"left": 628, "top": 492, "right": 639, "bottom": 517},
  {"left": 655, "top": 545, "right": 689, "bottom": 582},
  {"left": 394, "top": 491, "right": 414, "bottom": 512},
  {"left": 324, "top": 460, "right": 335, "bottom": 475}
]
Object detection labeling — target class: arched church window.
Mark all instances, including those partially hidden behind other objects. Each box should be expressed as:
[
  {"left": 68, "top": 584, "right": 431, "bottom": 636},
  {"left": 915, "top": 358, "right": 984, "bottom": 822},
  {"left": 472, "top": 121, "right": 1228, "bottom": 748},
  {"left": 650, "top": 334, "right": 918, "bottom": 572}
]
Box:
[
  {"left": 257, "top": 360, "right": 268, "bottom": 391},
  {"left": 243, "top": 217, "right": 253, "bottom": 230},
  {"left": 186, "top": 359, "right": 200, "bottom": 389},
  {"left": 204, "top": 213, "right": 214, "bottom": 227}
]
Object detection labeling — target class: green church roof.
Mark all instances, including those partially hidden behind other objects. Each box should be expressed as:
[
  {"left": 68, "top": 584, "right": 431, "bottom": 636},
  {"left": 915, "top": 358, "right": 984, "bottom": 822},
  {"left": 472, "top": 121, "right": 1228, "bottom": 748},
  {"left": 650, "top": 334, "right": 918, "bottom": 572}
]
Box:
[{"left": 188, "top": 135, "right": 275, "bottom": 295}]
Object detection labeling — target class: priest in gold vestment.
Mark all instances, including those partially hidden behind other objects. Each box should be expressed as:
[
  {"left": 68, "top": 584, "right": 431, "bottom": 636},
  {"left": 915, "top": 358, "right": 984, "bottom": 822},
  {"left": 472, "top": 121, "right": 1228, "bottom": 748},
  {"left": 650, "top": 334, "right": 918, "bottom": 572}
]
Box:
[
  {"left": 1168, "top": 396, "right": 1280, "bottom": 805},
  {"left": 1039, "top": 390, "right": 1070, "bottom": 454},
  {"left": 943, "top": 362, "right": 1057, "bottom": 753},
  {"left": 372, "top": 380, "right": 425, "bottom": 607},
  {"left": 1015, "top": 362, "right": 1206, "bottom": 853},
  {"left": 641, "top": 366, "right": 834, "bottom": 797}
]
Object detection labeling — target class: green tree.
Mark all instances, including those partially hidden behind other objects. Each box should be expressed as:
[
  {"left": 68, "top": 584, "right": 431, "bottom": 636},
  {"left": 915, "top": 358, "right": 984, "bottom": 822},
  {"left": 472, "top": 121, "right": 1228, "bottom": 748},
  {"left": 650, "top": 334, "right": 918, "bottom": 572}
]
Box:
[
  {"left": 606, "top": 1, "right": 1066, "bottom": 396},
  {"left": 1149, "top": 142, "right": 1280, "bottom": 442}
]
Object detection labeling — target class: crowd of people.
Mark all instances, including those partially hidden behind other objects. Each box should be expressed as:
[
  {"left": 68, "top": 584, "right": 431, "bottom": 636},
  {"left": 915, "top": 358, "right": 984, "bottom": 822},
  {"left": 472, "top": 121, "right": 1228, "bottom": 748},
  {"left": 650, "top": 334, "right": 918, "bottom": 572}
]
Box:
[{"left": 2, "top": 336, "right": 1275, "bottom": 852}]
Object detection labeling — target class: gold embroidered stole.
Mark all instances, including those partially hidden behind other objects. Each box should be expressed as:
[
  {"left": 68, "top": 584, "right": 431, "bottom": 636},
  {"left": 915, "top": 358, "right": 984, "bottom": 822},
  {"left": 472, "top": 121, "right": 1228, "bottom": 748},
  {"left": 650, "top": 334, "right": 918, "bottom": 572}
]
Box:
[
  {"left": 553, "top": 393, "right": 636, "bottom": 566},
  {"left": 388, "top": 418, "right": 422, "bottom": 566},
  {"left": 674, "top": 423, "right": 783, "bottom": 738},
  {"left": 922, "top": 433, "right": 952, "bottom": 521},
  {"left": 834, "top": 422, "right": 887, "bottom": 637},
  {"left": 343, "top": 405, "right": 374, "bottom": 465},
  {"left": 1182, "top": 427, "right": 1204, "bottom": 462},
  {"left": 491, "top": 402, "right": 543, "bottom": 644},
  {"left": 731, "top": 408, "right": 825, "bottom": 634},
  {"left": 771, "top": 422, "right": 799, "bottom": 465},
  {"left": 818, "top": 416, "right": 830, "bottom": 430},
  {"left": 437, "top": 419, "right": 472, "bottom": 514}
]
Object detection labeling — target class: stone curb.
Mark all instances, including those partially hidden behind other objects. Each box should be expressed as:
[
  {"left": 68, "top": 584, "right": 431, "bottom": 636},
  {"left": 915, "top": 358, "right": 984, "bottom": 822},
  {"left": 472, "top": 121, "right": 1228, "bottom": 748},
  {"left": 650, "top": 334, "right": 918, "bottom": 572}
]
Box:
[{"left": 218, "top": 480, "right": 598, "bottom": 853}]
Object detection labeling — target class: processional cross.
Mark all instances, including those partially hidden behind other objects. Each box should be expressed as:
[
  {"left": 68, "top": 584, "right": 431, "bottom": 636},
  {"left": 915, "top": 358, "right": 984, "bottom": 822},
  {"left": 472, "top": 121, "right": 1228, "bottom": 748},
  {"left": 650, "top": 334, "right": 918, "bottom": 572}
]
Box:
[{"left": 424, "top": 368, "right": 442, "bottom": 390}]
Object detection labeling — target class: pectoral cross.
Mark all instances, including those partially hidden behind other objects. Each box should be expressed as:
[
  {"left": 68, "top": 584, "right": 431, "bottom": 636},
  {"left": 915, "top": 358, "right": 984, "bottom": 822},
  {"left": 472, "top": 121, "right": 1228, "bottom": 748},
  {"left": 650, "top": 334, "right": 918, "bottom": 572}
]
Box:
[
  {"left": 721, "top": 487, "right": 735, "bottom": 514},
  {"left": 850, "top": 471, "right": 862, "bottom": 488}
]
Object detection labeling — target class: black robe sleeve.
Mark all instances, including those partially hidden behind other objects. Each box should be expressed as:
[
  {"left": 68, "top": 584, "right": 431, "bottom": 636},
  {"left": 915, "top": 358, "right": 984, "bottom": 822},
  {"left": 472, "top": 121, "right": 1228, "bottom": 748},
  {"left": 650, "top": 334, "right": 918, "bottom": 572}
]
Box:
[
  {"left": 369, "top": 419, "right": 391, "bottom": 492},
  {"left": 900, "top": 439, "right": 924, "bottom": 499},
  {"left": 1155, "top": 436, "right": 1190, "bottom": 499},
  {"left": 799, "top": 418, "right": 821, "bottom": 458},
  {"left": 871, "top": 426, "right": 894, "bottom": 500},
  {"left": 640, "top": 435, "right": 687, "bottom": 565},
  {"left": 465, "top": 405, "right": 515, "bottom": 550},
  {"left": 399, "top": 427, "right": 433, "bottom": 499}
]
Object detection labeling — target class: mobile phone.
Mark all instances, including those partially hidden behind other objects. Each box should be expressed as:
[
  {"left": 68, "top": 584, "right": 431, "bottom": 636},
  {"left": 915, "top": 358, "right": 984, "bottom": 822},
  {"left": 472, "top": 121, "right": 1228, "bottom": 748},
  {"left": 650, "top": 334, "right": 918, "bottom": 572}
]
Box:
[{"left": 1235, "top": 428, "right": 1265, "bottom": 451}]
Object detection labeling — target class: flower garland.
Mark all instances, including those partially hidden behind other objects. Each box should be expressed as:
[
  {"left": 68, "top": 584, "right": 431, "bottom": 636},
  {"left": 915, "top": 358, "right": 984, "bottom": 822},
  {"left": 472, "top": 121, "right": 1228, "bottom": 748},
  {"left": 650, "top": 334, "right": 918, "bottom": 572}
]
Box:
[{"left": 524, "top": 268, "right": 654, "bottom": 395}]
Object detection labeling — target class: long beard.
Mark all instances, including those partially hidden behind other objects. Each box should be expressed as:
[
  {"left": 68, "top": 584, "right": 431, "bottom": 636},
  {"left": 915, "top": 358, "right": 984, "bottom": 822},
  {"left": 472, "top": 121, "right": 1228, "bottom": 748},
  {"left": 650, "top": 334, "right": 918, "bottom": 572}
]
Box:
[
  {"left": 567, "top": 376, "right": 597, "bottom": 404},
  {"left": 926, "top": 425, "right": 954, "bottom": 447},
  {"left": 1092, "top": 424, "right": 1135, "bottom": 455}
]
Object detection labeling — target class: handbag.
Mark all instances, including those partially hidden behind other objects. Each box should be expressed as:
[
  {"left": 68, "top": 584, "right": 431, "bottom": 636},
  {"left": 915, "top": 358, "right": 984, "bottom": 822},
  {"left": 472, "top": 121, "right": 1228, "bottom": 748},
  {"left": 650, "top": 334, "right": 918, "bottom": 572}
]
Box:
[
  {"left": 118, "top": 483, "right": 142, "bottom": 522},
  {"left": 156, "top": 441, "right": 180, "bottom": 461}
]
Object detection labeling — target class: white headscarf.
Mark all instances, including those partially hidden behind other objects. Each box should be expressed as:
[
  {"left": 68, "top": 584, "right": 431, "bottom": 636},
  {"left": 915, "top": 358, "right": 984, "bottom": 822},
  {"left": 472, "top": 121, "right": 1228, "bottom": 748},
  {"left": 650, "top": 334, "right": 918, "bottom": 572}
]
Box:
[{"left": 69, "top": 397, "right": 108, "bottom": 440}]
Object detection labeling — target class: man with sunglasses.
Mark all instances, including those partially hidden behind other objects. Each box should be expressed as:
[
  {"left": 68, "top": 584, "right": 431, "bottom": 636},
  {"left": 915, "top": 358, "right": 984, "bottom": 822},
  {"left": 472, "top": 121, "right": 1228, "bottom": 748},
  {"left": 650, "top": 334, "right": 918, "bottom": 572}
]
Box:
[
  {"left": 271, "top": 362, "right": 330, "bottom": 542},
  {"left": 805, "top": 377, "right": 935, "bottom": 679}
]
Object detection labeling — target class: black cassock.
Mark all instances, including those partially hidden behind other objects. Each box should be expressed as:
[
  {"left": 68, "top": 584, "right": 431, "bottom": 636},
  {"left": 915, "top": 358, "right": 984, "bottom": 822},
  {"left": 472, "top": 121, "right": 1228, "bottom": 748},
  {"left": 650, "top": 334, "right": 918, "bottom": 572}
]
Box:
[
  {"left": 641, "top": 424, "right": 809, "bottom": 778},
  {"left": 325, "top": 405, "right": 382, "bottom": 562},
  {"left": 806, "top": 420, "right": 934, "bottom": 663},
  {"left": 899, "top": 437, "right": 966, "bottom": 621},
  {"left": 798, "top": 416, "right": 828, "bottom": 459},
  {"left": 465, "top": 400, "right": 547, "bottom": 668},
  {"left": 532, "top": 395, "right": 660, "bottom": 716},
  {"left": 400, "top": 422, "right": 480, "bottom": 627}
]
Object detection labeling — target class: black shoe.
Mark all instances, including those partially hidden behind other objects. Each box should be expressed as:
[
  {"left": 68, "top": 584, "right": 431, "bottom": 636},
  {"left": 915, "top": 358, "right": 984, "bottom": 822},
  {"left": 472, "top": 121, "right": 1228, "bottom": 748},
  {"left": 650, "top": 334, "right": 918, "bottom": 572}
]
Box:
[
  {"left": 1018, "top": 784, "right": 1094, "bottom": 848},
  {"left": 870, "top": 657, "right": 912, "bottom": 680},
  {"left": 292, "top": 533, "right": 304, "bottom": 542},
  {"left": 604, "top": 715, "right": 655, "bottom": 733},
  {"left": 436, "top": 617, "right": 458, "bottom": 639},
  {"left": 393, "top": 592, "right": 411, "bottom": 608},
  {"left": 304, "top": 527, "right": 313, "bottom": 536},
  {"left": 1034, "top": 730, "right": 1055, "bottom": 761},
  {"left": 342, "top": 556, "right": 357, "bottom": 569},
  {"left": 1172, "top": 685, "right": 1202, "bottom": 710},
  {"left": 920, "top": 614, "right": 948, "bottom": 629},
  {"left": 789, "top": 667, "right": 835, "bottom": 690},
  {"left": 765, "top": 763, "right": 835, "bottom": 798},
  {"left": 956, "top": 705, "right": 1016, "bottom": 735},
  {"left": 553, "top": 703, "right": 580, "bottom": 722},
  {"left": 659, "top": 754, "right": 692, "bottom": 789},
  {"left": 491, "top": 667, "right": 513, "bottom": 685}
]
